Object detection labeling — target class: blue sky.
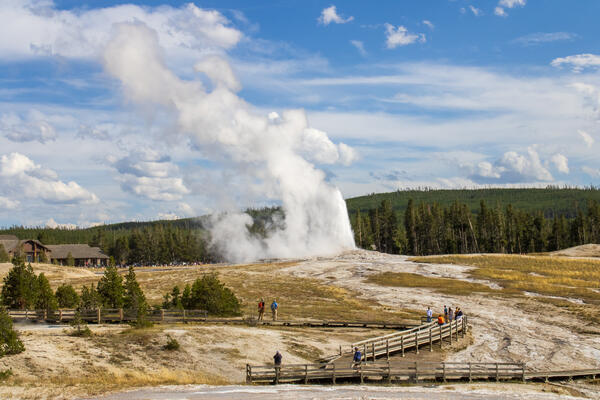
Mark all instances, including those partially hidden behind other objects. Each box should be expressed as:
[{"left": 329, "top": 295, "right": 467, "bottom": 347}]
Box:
[{"left": 1, "top": 0, "right": 600, "bottom": 227}]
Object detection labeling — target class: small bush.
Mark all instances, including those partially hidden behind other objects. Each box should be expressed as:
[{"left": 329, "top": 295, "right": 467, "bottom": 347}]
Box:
[
  {"left": 0, "top": 368, "right": 12, "bottom": 381},
  {"left": 163, "top": 335, "right": 180, "bottom": 351},
  {"left": 69, "top": 311, "right": 92, "bottom": 337}
]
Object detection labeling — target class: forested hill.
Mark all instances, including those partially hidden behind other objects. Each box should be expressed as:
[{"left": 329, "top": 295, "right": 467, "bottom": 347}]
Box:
[{"left": 346, "top": 187, "right": 600, "bottom": 219}]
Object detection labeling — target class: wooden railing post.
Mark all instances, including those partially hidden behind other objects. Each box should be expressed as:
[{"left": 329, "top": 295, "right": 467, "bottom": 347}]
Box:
[
  {"left": 442, "top": 362, "right": 446, "bottom": 382},
  {"left": 415, "top": 331, "right": 419, "bottom": 354},
  {"left": 372, "top": 342, "right": 375, "bottom": 362},
  {"left": 43, "top": 309, "right": 47, "bottom": 321},
  {"left": 522, "top": 363, "right": 526, "bottom": 382},
  {"left": 363, "top": 344, "right": 366, "bottom": 362},
  {"left": 58, "top": 309, "right": 63, "bottom": 322},
  {"left": 429, "top": 327, "right": 433, "bottom": 352},
  {"left": 387, "top": 361, "right": 391, "bottom": 384},
  {"left": 97, "top": 308, "right": 101, "bottom": 324},
  {"left": 439, "top": 325, "right": 443, "bottom": 349},
  {"left": 305, "top": 364, "right": 309, "bottom": 384},
  {"left": 414, "top": 361, "right": 419, "bottom": 383},
  {"left": 119, "top": 308, "right": 124, "bottom": 321},
  {"left": 401, "top": 335, "right": 405, "bottom": 357},
  {"left": 332, "top": 363, "right": 336, "bottom": 384},
  {"left": 468, "top": 362, "right": 472, "bottom": 382},
  {"left": 339, "top": 345, "right": 342, "bottom": 356},
  {"left": 386, "top": 339, "right": 390, "bottom": 360},
  {"left": 183, "top": 309, "right": 186, "bottom": 323},
  {"left": 455, "top": 320, "right": 459, "bottom": 341},
  {"left": 496, "top": 363, "right": 499, "bottom": 382},
  {"left": 246, "top": 364, "right": 252, "bottom": 384},
  {"left": 161, "top": 309, "right": 165, "bottom": 322}
]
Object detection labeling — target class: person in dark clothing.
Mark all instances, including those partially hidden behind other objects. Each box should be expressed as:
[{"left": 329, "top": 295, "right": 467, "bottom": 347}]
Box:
[
  {"left": 273, "top": 350, "right": 282, "bottom": 365},
  {"left": 352, "top": 346, "right": 362, "bottom": 368}
]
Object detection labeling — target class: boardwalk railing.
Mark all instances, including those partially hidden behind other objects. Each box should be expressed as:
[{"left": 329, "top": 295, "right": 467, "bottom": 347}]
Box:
[
  {"left": 346, "top": 317, "right": 468, "bottom": 361},
  {"left": 7, "top": 308, "right": 208, "bottom": 324},
  {"left": 246, "top": 360, "right": 600, "bottom": 385},
  {"left": 246, "top": 361, "right": 525, "bottom": 384}
]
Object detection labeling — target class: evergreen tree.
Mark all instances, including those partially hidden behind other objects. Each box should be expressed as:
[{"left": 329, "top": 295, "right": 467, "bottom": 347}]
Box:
[
  {"left": 55, "top": 284, "right": 80, "bottom": 308},
  {"left": 0, "top": 245, "right": 8, "bottom": 262},
  {"left": 96, "top": 265, "right": 124, "bottom": 308},
  {"left": 35, "top": 273, "right": 58, "bottom": 312},
  {"left": 66, "top": 252, "right": 75, "bottom": 267},
  {"left": 181, "top": 284, "right": 192, "bottom": 309},
  {"left": 187, "top": 274, "right": 241, "bottom": 316},
  {"left": 1, "top": 258, "right": 38, "bottom": 309},
  {"left": 80, "top": 284, "right": 101, "bottom": 310},
  {"left": 404, "top": 199, "right": 418, "bottom": 255},
  {"left": 0, "top": 306, "right": 24, "bottom": 356},
  {"left": 123, "top": 266, "right": 147, "bottom": 312}
]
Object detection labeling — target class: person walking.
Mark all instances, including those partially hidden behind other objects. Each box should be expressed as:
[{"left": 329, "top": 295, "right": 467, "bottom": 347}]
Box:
[
  {"left": 426, "top": 307, "right": 433, "bottom": 323},
  {"left": 352, "top": 346, "right": 362, "bottom": 368},
  {"left": 257, "top": 298, "right": 265, "bottom": 321},
  {"left": 273, "top": 350, "right": 282, "bottom": 366},
  {"left": 271, "top": 299, "right": 278, "bottom": 321}
]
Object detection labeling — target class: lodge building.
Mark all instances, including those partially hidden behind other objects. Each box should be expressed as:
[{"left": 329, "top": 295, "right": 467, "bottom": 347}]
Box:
[{"left": 0, "top": 235, "right": 109, "bottom": 267}]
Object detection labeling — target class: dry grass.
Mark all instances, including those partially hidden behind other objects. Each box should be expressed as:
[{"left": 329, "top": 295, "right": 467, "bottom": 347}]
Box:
[
  {"left": 410, "top": 255, "right": 600, "bottom": 303},
  {"left": 366, "top": 272, "right": 498, "bottom": 296}
]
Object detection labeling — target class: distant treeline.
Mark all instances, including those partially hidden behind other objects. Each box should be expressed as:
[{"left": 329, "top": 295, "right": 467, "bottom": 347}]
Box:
[
  {"left": 0, "top": 207, "right": 279, "bottom": 265},
  {"left": 346, "top": 187, "right": 600, "bottom": 219},
  {"left": 352, "top": 199, "right": 600, "bottom": 255}
]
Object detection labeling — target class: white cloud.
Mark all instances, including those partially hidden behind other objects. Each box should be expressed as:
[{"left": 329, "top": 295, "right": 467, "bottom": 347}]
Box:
[
  {"left": 350, "top": 40, "right": 367, "bottom": 56},
  {"left": 111, "top": 149, "right": 190, "bottom": 201},
  {"left": 494, "top": 7, "right": 507, "bottom": 17},
  {"left": 469, "top": 6, "right": 483, "bottom": 16},
  {"left": 0, "top": 1, "right": 242, "bottom": 62},
  {"left": 578, "top": 130, "right": 595, "bottom": 147},
  {"left": 551, "top": 54, "right": 600, "bottom": 73},
  {"left": 422, "top": 20, "right": 434, "bottom": 29},
  {"left": 384, "top": 24, "right": 425, "bottom": 49},
  {"left": 551, "top": 153, "right": 569, "bottom": 174},
  {"left": 582, "top": 166, "right": 600, "bottom": 178},
  {"left": 45, "top": 218, "right": 77, "bottom": 229},
  {"left": 495, "top": 0, "right": 526, "bottom": 16},
  {"left": 514, "top": 32, "right": 577, "bottom": 46},
  {"left": 0, "top": 111, "right": 57, "bottom": 143},
  {"left": 0, "top": 152, "right": 98, "bottom": 204},
  {"left": 318, "top": 5, "right": 354, "bottom": 25},
  {"left": 459, "top": 147, "right": 553, "bottom": 183},
  {"left": 0, "top": 196, "right": 19, "bottom": 209}
]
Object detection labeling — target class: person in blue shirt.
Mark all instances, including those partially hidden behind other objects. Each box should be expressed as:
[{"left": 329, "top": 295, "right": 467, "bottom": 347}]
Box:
[
  {"left": 352, "top": 346, "right": 362, "bottom": 368},
  {"left": 426, "top": 307, "right": 433, "bottom": 322},
  {"left": 271, "top": 299, "right": 278, "bottom": 321}
]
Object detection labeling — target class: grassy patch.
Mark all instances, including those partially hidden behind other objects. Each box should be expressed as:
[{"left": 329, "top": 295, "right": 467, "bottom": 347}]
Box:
[
  {"left": 366, "top": 272, "right": 497, "bottom": 296},
  {"left": 410, "top": 255, "right": 600, "bottom": 303}
]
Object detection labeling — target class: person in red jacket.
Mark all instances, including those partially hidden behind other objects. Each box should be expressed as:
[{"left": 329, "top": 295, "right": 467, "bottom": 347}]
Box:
[{"left": 257, "top": 298, "right": 265, "bottom": 321}]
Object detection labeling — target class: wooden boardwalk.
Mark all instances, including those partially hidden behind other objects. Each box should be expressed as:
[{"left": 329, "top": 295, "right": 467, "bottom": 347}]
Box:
[
  {"left": 246, "top": 360, "right": 600, "bottom": 385},
  {"left": 7, "top": 309, "right": 416, "bottom": 329}
]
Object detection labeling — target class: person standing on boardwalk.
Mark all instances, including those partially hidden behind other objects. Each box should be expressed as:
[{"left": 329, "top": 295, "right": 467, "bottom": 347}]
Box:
[
  {"left": 352, "top": 346, "right": 362, "bottom": 368},
  {"left": 426, "top": 307, "right": 433, "bottom": 323},
  {"left": 273, "top": 350, "right": 282, "bottom": 366},
  {"left": 257, "top": 298, "right": 265, "bottom": 321},
  {"left": 271, "top": 299, "right": 278, "bottom": 321},
  {"left": 448, "top": 307, "right": 454, "bottom": 322},
  {"left": 444, "top": 305, "right": 448, "bottom": 321},
  {"left": 437, "top": 315, "right": 445, "bottom": 325}
]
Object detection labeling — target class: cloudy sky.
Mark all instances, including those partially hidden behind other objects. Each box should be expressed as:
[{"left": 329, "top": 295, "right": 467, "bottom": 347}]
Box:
[{"left": 1, "top": 0, "right": 600, "bottom": 228}]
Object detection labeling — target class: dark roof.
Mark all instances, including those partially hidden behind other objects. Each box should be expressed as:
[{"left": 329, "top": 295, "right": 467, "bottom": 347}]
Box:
[
  {"left": 46, "top": 244, "right": 109, "bottom": 259},
  {"left": 0, "top": 235, "right": 20, "bottom": 252}
]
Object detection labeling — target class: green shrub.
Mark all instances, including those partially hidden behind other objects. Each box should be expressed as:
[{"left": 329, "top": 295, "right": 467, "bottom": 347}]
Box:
[
  {"left": 69, "top": 311, "right": 92, "bottom": 337},
  {"left": 163, "top": 335, "right": 180, "bottom": 351},
  {"left": 55, "top": 284, "right": 80, "bottom": 308},
  {"left": 188, "top": 273, "right": 241, "bottom": 316},
  {"left": 0, "top": 368, "right": 13, "bottom": 381},
  {"left": 0, "top": 307, "right": 25, "bottom": 356}
]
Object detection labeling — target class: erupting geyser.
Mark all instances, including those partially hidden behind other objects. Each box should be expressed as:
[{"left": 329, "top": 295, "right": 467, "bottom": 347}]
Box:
[{"left": 104, "top": 23, "right": 356, "bottom": 262}]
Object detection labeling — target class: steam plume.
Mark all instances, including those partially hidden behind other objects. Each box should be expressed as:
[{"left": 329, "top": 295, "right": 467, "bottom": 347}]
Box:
[{"left": 103, "top": 23, "right": 355, "bottom": 262}]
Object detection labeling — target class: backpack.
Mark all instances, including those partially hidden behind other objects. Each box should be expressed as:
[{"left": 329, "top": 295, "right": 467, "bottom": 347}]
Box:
[{"left": 271, "top": 302, "right": 277, "bottom": 310}]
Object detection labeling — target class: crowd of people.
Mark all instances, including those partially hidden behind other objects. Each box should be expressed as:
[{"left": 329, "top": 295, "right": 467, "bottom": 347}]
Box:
[{"left": 426, "top": 305, "right": 464, "bottom": 325}]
